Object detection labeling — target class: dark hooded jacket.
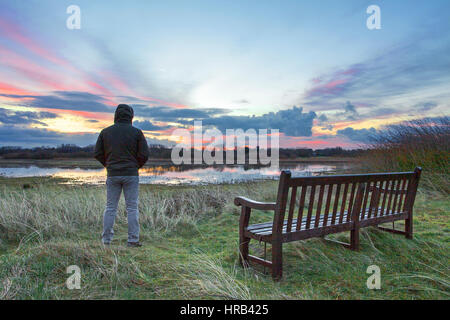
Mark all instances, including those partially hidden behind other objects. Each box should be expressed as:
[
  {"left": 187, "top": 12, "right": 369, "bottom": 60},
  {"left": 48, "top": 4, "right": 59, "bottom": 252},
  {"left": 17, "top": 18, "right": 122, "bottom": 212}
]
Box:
[{"left": 94, "top": 104, "right": 149, "bottom": 176}]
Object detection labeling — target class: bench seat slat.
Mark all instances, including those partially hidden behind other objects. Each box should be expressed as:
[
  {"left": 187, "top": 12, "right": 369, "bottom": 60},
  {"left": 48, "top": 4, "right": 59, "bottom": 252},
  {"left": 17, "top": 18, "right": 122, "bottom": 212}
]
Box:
[{"left": 246, "top": 207, "right": 407, "bottom": 237}]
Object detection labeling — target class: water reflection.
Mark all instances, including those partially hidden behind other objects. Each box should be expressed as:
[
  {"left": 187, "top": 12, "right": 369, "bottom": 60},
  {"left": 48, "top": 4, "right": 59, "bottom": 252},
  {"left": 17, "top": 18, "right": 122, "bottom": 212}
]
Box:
[{"left": 0, "top": 163, "right": 348, "bottom": 185}]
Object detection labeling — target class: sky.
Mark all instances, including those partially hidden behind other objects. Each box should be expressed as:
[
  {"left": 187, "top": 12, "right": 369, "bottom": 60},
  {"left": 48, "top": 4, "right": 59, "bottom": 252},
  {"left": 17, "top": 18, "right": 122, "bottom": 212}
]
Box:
[{"left": 0, "top": 0, "right": 449, "bottom": 148}]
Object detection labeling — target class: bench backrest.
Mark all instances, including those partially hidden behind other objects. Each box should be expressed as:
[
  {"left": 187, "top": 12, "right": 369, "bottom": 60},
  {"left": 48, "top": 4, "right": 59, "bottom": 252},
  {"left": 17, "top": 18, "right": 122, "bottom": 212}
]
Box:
[{"left": 272, "top": 167, "right": 422, "bottom": 234}]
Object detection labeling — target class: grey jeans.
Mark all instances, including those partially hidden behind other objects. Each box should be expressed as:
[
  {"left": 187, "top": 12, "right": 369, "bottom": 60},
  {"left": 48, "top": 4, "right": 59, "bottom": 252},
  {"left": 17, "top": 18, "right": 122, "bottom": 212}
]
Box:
[{"left": 102, "top": 176, "right": 140, "bottom": 244}]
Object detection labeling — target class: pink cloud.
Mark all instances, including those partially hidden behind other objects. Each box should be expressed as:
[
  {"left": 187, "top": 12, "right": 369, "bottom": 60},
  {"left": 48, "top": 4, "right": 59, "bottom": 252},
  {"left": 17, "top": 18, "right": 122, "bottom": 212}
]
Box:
[
  {"left": 0, "top": 81, "right": 33, "bottom": 96},
  {"left": 304, "top": 67, "right": 360, "bottom": 99},
  {"left": 0, "top": 18, "right": 71, "bottom": 68},
  {"left": 306, "top": 78, "right": 349, "bottom": 97},
  {"left": 0, "top": 47, "right": 71, "bottom": 91}
]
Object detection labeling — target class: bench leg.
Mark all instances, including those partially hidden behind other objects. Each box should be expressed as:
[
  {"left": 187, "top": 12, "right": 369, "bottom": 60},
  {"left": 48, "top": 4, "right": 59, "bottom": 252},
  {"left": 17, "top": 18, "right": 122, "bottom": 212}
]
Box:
[
  {"left": 405, "top": 216, "right": 413, "bottom": 239},
  {"left": 239, "top": 206, "right": 251, "bottom": 267},
  {"left": 350, "top": 228, "right": 360, "bottom": 251},
  {"left": 239, "top": 237, "right": 250, "bottom": 267},
  {"left": 271, "top": 240, "right": 283, "bottom": 280}
]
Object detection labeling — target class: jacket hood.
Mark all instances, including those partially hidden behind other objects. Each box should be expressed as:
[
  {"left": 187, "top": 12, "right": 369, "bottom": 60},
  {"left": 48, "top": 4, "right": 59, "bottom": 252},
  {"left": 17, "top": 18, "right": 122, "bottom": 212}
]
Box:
[{"left": 114, "top": 104, "right": 134, "bottom": 124}]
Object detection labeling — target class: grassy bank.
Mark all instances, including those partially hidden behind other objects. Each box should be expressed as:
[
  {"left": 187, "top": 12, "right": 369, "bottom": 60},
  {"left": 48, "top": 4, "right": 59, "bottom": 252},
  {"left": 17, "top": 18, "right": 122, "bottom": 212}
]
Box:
[{"left": 0, "top": 177, "right": 448, "bottom": 300}]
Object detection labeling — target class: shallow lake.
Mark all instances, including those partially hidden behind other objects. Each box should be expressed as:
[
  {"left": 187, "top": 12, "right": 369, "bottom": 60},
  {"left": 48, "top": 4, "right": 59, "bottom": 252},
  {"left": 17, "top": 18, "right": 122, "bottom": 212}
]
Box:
[{"left": 0, "top": 163, "right": 350, "bottom": 185}]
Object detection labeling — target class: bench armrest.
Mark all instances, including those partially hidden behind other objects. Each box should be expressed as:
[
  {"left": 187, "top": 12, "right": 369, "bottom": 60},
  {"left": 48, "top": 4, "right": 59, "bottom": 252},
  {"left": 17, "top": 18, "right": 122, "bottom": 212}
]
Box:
[{"left": 234, "top": 196, "right": 276, "bottom": 210}]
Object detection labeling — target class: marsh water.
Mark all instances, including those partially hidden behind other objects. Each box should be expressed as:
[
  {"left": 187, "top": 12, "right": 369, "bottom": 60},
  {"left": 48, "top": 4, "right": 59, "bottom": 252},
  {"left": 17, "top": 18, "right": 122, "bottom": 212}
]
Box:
[{"left": 0, "top": 162, "right": 350, "bottom": 185}]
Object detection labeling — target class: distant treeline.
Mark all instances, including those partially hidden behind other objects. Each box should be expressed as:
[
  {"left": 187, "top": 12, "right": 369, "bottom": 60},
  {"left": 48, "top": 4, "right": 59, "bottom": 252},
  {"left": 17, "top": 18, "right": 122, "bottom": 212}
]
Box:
[
  {"left": 0, "top": 144, "right": 366, "bottom": 160},
  {"left": 0, "top": 144, "right": 172, "bottom": 160}
]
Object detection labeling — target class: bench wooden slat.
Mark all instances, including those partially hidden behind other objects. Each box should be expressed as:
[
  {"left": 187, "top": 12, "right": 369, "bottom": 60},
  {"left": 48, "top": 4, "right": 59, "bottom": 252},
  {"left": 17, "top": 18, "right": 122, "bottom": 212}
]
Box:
[
  {"left": 247, "top": 207, "right": 408, "bottom": 236},
  {"left": 331, "top": 183, "right": 341, "bottom": 224},
  {"left": 360, "top": 181, "right": 371, "bottom": 220},
  {"left": 282, "top": 222, "right": 354, "bottom": 243},
  {"left": 245, "top": 194, "right": 406, "bottom": 238},
  {"left": 346, "top": 183, "right": 356, "bottom": 222},
  {"left": 386, "top": 180, "right": 396, "bottom": 215},
  {"left": 397, "top": 178, "right": 407, "bottom": 213},
  {"left": 375, "top": 180, "right": 384, "bottom": 217},
  {"left": 339, "top": 183, "right": 349, "bottom": 223},
  {"left": 379, "top": 180, "right": 389, "bottom": 216},
  {"left": 305, "top": 185, "right": 316, "bottom": 229},
  {"left": 359, "top": 211, "right": 408, "bottom": 228},
  {"left": 288, "top": 171, "right": 416, "bottom": 187},
  {"left": 296, "top": 186, "right": 307, "bottom": 231},
  {"left": 286, "top": 186, "right": 297, "bottom": 233},
  {"left": 314, "top": 185, "right": 325, "bottom": 228},
  {"left": 391, "top": 179, "right": 400, "bottom": 215},
  {"left": 249, "top": 214, "right": 351, "bottom": 236},
  {"left": 323, "top": 184, "right": 333, "bottom": 227},
  {"left": 247, "top": 211, "right": 350, "bottom": 233},
  {"left": 368, "top": 180, "right": 381, "bottom": 219},
  {"left": 248, "top": 207, "right": 363, "bottom": 234},
  {"left": 391, "top": 179, "right": 400, "bottom": 216}
]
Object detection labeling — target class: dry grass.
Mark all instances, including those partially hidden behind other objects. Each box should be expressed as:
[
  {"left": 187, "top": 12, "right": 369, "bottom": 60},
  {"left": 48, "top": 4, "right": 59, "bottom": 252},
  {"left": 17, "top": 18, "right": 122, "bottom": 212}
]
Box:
[
  {"left": 0, "top": 183, "right": 260, "bottom": 242},
  {"left": 0, "top": 176, "right": 447, "bottom": 300},
  {"left": 361, "top": 117, "right": 449, "bottom": 194}
]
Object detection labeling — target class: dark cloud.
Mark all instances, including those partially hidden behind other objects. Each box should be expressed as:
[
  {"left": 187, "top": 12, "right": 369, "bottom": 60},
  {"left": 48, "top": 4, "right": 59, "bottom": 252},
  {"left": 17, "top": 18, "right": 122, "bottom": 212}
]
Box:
[
  {"left": 414, "top": 101, "right": 438, "bottom": 112},
  {"left": 0, "top": 108, "right": 59, "bottom": 126},
  {"left": 366, "top": 107, "right": 396, "bottom": 118},
  {"left": 0, "top": 125, "right": 97, "bottom": 147},
  {"left": 333, "top": 101, "right": 359, "bottom": 121},
  {"left": 0, "top": 90, "right": 233, "bottom": 131},
  {"left": 317, "top": 101, "right": 360, "bottom": 125},
  {"left": 133, "top": 120, "right": 171, "bottom": 131},
  {"left": 1, "top": 92, "right": 226, "bottom": 120},
  {"left": 0, "top": 91, "right": 113, "bottom": 112},
  {"left": 131, "top": 104, "right": 227, "bottom": 121},
  {"left": 200, "top": 106, "right": 317, "bottom": 137},
  {"left": 318, "top": 114, "right": 328, "bottom": 122},
  {"left": 344, "top": 101, "right": 356, "bottom": 114},
  {"left": 0, "top": 124, "right": 174, "bottom": 148},
  {"left": 317, "top": 114, "right": 333, "bottom": 130},
  {"left": 337, "top": 127, "right": 378, "bottom": 143}
]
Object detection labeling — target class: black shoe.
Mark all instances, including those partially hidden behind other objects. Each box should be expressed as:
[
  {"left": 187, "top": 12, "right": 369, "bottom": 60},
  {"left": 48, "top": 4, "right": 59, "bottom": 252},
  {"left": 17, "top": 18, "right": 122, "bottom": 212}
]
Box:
[{"left": 127, "top": 242, "right": 142, "bottom": 248}]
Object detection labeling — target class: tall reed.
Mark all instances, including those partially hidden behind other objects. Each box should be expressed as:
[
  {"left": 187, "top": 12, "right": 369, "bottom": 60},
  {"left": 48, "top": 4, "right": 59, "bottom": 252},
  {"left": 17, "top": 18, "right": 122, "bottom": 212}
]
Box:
[{"left": 361, "top": 116, "right": 449, "bottom": 194}]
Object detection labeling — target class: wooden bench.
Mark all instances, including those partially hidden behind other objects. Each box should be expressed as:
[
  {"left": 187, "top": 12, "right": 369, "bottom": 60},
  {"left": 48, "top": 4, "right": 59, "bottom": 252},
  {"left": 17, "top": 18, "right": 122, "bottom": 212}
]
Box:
[{"left": 234, "top": 167, "right": 422, "bottom": 280}]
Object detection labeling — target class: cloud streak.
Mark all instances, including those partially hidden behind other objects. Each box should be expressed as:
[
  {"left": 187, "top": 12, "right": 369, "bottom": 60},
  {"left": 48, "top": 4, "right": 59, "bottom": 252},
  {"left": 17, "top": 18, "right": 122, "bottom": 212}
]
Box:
[
  {"left": 302, "top": 32, "right": 450, "bottom": 117},
  {"left": 0, "top": 107, "right": 58, "bottom": 126},
  {"left": 0, "top": 91, "right": 113, "bottom": 113},
  {"left": 0, "top": 125, "right": 97, "bottom": 147},
  {"left": 336, "top": 127, "right": 377, "bottom": 143}
]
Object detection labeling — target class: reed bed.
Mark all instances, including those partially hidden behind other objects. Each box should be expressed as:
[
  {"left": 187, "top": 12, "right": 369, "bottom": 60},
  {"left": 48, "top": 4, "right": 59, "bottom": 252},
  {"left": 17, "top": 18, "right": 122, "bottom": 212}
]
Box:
[{"left": 361, "top": 116, "right": 449, "bottom": 194}]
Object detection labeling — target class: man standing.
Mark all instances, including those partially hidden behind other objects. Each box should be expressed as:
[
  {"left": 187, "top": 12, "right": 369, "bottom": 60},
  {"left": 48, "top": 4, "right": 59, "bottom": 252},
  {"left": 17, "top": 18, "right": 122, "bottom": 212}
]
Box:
[{"left": 94, "top": 104, "right": 149, "bottom": 247}]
